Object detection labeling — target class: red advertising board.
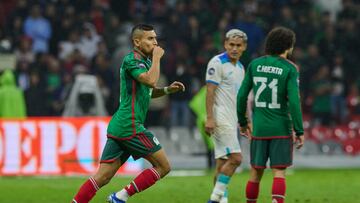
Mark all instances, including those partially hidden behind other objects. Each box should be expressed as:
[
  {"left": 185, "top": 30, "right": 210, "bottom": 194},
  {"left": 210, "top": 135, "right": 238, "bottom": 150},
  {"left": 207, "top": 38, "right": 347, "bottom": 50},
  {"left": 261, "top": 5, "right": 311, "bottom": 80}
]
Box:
[{"left": 0, "top": 117, "right": 143, "bottom": 176}]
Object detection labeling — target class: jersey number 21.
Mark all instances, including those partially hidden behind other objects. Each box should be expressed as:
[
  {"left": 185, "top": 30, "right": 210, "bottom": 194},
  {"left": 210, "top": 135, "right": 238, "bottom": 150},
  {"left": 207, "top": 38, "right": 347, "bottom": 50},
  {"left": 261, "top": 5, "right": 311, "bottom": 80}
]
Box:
[{"left": 253, "top": 76, "right": 281, "bottom": 109}]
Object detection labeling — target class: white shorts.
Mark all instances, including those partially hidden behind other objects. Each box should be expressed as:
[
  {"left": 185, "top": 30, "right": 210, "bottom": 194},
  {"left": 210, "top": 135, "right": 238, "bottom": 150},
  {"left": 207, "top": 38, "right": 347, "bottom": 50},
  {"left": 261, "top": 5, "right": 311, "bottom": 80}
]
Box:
[{"left": 211, "top": 125, "right": 242, "bottom": 159}]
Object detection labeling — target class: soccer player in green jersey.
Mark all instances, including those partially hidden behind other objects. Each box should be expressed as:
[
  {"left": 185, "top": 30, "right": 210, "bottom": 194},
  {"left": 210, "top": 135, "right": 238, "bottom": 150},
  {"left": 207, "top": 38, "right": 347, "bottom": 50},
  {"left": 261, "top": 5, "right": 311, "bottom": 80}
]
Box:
[
  {"left": 72, "top": 24, "right": 185, "bottom": 203},
  {"left": 237, "top": 27, "right": 305, "bottom": 203}
]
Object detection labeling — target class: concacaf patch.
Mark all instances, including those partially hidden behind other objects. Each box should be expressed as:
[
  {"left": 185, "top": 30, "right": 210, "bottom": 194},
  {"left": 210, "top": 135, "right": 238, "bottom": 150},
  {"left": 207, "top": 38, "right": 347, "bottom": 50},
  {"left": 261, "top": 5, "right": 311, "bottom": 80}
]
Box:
[
  {"left": 138, "top": 63, "right": 146, "bottom": 68},
  {"left": 208, "top": 67, "right": 215, "bottom": 75}
]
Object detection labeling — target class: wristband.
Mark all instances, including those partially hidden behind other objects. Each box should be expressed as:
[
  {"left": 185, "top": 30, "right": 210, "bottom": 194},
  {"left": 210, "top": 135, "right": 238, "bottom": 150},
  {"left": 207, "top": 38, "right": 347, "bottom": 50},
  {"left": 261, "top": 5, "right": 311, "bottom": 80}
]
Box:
[{"left": 164, "top": 86, "right": 170, "bottom": 94}]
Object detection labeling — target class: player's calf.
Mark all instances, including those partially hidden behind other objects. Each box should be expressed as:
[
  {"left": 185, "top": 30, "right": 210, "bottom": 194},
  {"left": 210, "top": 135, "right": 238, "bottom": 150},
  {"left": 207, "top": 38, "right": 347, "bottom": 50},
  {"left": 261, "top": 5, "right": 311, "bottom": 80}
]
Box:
[{"left": 272, "top": 177, "right": 286, "bottom": 203}]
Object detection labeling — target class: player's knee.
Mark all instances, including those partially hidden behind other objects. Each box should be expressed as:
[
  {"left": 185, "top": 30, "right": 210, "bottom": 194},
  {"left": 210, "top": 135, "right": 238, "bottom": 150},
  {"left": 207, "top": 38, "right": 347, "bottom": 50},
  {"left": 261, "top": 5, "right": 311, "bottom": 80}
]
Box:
[
  {"left": 229, "top": 154, "right": 242, "bottom": 166},
  {"left": 162, "top": 162, "right": 171, "bottom": 177},
  {"left": 157, "top": 162, "right": 171, "bottom": 178},
  {"left": 94, "top": 173, "right": 113, "bottom": 187}
]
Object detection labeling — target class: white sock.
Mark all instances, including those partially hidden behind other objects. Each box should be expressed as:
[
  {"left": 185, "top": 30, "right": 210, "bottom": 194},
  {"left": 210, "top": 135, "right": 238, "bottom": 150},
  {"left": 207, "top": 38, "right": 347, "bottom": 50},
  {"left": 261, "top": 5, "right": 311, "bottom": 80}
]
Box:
[
  {"left": 220, "top": 197, "right": 228, "bottom": 203},
  {"left": 220, "top": 189, "right": 228, "bottom": 203},
  {"left": 115, "top": 189, "right": 129, "bottom": 201},
  {"left": 210, "top": 174, "right": 230, "bottom": 201},
  {"left": 210, "top": 182, "right": 227, "bottom": 201}
]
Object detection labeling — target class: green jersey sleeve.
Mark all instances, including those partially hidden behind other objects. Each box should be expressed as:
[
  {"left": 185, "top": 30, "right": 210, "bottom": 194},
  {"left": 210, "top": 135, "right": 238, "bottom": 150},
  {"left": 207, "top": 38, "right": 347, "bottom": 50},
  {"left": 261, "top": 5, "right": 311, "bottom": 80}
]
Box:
[
  {"left": 237, "top": 64, "right": 253, "bottom": 127},
  {"left": 287, "top": 67, "right": 304, "bottom": 136},
  {"left": 126, "top": 58, "right": 148, "bottom": 79}
]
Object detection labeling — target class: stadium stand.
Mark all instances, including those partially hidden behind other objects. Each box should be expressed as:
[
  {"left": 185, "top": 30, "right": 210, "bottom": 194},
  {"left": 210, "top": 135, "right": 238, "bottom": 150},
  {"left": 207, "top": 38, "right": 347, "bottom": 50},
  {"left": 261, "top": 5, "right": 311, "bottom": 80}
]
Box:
[{"left": 0, "top": 0, "right": 359, "bottom": 168}]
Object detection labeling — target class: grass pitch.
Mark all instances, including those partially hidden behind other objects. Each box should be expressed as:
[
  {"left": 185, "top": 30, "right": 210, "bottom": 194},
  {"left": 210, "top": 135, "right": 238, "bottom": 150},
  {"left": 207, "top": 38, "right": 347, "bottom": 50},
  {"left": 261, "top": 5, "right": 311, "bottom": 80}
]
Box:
[{"left": 0, "top": 169, "right": 358, "bottom": 203}]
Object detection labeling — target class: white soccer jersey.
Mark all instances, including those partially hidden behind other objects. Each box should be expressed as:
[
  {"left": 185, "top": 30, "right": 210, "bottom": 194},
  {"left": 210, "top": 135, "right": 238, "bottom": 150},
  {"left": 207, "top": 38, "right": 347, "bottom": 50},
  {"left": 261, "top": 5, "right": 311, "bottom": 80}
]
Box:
[{"left": 206, "top": 52, "right": 245, "bottom": 127}]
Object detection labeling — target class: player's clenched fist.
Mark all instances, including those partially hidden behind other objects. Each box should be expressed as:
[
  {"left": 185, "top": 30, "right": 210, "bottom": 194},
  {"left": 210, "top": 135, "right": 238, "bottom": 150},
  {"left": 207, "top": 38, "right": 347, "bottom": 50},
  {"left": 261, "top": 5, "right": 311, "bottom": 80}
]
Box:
[{"left": 152, "top": 46, "right": 164, "bottom": 59}]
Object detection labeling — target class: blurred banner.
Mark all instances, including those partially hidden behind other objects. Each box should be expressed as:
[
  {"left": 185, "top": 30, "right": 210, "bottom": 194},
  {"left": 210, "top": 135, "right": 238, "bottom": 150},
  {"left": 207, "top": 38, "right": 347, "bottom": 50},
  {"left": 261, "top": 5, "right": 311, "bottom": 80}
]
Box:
[{"left": 0, "top": 117, "right": 143, "bottom": 176}]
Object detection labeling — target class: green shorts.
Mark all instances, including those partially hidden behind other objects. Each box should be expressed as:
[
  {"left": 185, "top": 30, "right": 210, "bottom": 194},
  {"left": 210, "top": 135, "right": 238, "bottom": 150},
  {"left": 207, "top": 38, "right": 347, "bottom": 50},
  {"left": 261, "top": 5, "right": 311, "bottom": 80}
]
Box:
[
  {"left": 100, "top": 130, "right": 162, "bottom": 163},
  {"left": 250, "top": 137, "right": 293, "bottom": 169}
]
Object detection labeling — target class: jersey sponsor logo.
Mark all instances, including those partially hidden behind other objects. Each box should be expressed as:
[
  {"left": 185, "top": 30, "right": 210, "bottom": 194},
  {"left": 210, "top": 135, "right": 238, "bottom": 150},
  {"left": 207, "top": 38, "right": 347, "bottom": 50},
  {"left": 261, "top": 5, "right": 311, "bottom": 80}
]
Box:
[
  {"left": 208, "top": 67, "right": 215, "bottom": 75},
  {"left": 153, "top": 137, "right": 160, "bottom": 145}
]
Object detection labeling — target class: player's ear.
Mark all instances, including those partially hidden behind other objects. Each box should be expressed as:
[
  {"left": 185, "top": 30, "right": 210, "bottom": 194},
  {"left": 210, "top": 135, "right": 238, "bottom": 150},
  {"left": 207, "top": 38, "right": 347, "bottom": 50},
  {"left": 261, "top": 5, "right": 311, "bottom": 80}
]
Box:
[
  {"left": 223, "top": 39, "right": 228, "bottom": 49},
  {"left": 243, "top": 41, "right": 248, "bottom": 50},
  {"left": 133, "top": 38, "right": 141, "bottom": 47}
]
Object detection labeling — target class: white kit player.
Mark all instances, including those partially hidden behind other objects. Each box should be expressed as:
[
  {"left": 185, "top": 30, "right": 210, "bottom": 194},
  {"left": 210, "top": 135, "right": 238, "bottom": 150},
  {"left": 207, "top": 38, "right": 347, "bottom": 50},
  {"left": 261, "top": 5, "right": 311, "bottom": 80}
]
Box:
[{"left": 205, "top": 29, "right": 249, "bottom": 203}]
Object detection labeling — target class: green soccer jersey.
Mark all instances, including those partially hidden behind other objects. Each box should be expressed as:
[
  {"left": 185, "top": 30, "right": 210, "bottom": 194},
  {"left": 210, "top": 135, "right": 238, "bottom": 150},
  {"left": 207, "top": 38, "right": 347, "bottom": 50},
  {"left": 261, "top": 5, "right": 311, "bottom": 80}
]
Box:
[
  {"left": 237, "top": 55, "right": 304, "bottom": 138},
  {"left": 107, "top": 50, "right": 153, "bottom": 137}
]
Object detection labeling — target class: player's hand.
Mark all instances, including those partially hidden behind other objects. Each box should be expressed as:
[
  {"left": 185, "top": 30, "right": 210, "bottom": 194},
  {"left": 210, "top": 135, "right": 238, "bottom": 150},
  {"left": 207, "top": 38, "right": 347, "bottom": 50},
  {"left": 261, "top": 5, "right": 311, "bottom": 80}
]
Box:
[
  {"left": 240, "top": 123, "right": 252, "bottom": 140},
  {"left": 167, "top": 81, "right": 185, "bottom": 93},
  {"left": 205, "top": 118, "right": 216, "bottom": 136},
  {"left": 152, "top": 46, "right": 164, "bottom": 59},
  {"left": 293, "top": 134, "right": 305, "bottom": 149}
]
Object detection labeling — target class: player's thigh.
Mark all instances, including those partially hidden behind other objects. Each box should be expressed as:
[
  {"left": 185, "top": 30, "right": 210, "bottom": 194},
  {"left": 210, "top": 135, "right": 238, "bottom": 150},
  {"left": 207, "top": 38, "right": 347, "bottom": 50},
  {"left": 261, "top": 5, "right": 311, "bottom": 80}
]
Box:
[
  {"left": 121, "top": 130, "right": 162, "bottom": 161},
  {"left": 269, "top": 138, "right": 293, "bottom": 168},
  {"left": 100, "top": 137, "right": 130, "bottom": 164},
  {"left": 212, "top": 127, "right": 241, "bottom": 159},
  {"left": 250, "top": 139, "right": 270, "bottom": 169}
]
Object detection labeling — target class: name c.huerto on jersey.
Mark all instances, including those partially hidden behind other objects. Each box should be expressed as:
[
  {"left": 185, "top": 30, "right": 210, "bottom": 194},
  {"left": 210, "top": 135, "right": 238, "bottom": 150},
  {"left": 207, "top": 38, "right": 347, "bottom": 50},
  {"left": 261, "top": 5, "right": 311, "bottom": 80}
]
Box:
[{"left": 257, "top": 65, "right": 283, "bottom": 75}]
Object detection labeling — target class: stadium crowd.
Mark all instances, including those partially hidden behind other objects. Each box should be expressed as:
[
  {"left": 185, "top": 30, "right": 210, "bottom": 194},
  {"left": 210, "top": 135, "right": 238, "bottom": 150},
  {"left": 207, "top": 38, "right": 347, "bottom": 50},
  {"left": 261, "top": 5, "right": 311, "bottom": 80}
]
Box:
[{"left": 0, "top": 0, "right": 359, "bottom": 127}]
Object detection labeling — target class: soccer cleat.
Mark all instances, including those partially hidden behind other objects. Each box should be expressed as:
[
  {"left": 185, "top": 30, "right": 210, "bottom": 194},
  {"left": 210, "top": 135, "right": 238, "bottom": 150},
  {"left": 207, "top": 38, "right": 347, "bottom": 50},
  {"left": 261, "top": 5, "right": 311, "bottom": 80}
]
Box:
[
  {"left": 107, "top": 193, "right": 126, "bottom": 203},
  {"left": 207, "top": 200, "right": 219, "bottom": 203}
]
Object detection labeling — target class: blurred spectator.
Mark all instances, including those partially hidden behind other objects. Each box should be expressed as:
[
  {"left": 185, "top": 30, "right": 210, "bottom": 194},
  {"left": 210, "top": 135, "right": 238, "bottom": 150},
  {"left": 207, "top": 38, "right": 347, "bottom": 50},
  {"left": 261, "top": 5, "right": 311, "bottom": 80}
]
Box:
[
  {"left": 24, "top": 4, "right": 52, "bottom": 53},
  {"left": 347, "top": 81, "right": 360, "bottom": 115},
  {"left": 58, "top": 30, "right": 81, "bottom": 60},
  {"left": 311, "top": 65, "right": 332, "bottom": 126},
  {"left": 331, "top": 54, "right": 348, "bottom": 123},
  {"left": 6, "top": 16, "right": 24, "bottom": 49},
  {"left": 15, "top": 61, "right": 31, "bottom": 91},
  {"left": 0, "top": 69, "right": 26, "bottom": 118},
  {"left": 0, "top": 0, "right": 358, "bottom": 127},
  {"left": 46, "top": 57, "right": 63, "bottom": 115},
  {"left": 104, "top": 14, "right": 123, "bottom": 54},
  {"left": 78, "top": 23, "right": 102, "bottom": 60},
  {"left": 231, "top": 13, "right": 264, "bottom": 56},
  {"left": 15, "top": 36, "right": 34, "bottom": 63},
  {"left": 25, "top": 71, "right": 48, "bottom": 116},
  {"left": 169, "top": 63, "right": 193, "bottom": 127},
  {"left": 301, "top": 44, "right": 326, "bottom": 100}
]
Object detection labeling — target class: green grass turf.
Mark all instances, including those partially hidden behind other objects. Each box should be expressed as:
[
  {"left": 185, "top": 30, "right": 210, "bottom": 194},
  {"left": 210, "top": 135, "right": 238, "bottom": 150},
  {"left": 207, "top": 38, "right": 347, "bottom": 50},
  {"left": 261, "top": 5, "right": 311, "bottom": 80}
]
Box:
[{"left": 0, "top": 169, "right": 359, "bottom": 203}]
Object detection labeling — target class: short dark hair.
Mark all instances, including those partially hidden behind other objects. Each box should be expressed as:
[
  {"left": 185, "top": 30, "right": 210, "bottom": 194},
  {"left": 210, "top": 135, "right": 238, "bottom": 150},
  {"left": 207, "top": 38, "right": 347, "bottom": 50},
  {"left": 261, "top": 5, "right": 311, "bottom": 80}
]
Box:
[
  {"left": 131, "top": 24, "right": 154, "bottom": 38},
  {"left": 264, "top": 27, "right": 296, "bottom": 55}
]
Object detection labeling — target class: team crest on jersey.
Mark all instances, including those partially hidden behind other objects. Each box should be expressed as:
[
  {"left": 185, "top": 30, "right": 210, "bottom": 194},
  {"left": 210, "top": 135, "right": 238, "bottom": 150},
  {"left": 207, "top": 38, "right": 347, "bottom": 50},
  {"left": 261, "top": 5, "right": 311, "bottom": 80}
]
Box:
[
  {"left": 138, "top": 63, "right": 146, "bottom": 68},
  {"left": 208, "top": 67, "right": 215, "bottom": 75},
  {"left": 153, "top": 137, "right": 160, "bottom": 145}
]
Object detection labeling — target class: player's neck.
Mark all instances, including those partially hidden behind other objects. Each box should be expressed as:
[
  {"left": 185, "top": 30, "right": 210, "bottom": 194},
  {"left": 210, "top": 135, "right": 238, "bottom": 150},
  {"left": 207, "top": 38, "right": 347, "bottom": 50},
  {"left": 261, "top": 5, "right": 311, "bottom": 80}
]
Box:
[
  {"left": 230, "top": 59, "right": 238, "bottom": 65},
  {"left": 279, "top": 52, "right": 288, "bottom": 59},
  {"left": 133, "top": 47, "right": 148, "bottom": 58}
]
